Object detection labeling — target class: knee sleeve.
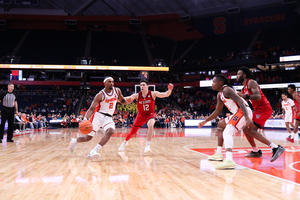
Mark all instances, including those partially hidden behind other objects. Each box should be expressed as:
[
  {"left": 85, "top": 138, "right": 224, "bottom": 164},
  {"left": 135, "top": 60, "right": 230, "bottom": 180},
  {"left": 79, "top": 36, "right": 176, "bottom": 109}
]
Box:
[
  {"left": 126, "top": 125, "right": 140, "bottom": 141},
  {"left": 223, "top": 125, "right": 237, "bottom": 149}
]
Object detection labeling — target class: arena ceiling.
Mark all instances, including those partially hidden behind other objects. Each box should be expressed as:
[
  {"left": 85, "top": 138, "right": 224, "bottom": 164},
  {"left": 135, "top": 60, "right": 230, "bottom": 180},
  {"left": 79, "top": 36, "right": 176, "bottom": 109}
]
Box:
[{"left": 1, "top": 0, "right": 287, "bottom": 17}]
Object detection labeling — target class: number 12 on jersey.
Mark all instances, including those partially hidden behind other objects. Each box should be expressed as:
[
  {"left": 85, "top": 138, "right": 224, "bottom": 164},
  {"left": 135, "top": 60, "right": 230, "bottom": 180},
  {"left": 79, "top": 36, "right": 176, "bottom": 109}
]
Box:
[{"left": 143, "top": 104, "right": 149, "bottom": 111}]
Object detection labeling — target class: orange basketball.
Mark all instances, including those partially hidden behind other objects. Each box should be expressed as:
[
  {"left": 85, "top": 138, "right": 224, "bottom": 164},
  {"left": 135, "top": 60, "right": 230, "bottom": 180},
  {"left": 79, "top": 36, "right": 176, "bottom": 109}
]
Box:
[{"left": 79, "top": 120, "right": 93, "bottom": 134}]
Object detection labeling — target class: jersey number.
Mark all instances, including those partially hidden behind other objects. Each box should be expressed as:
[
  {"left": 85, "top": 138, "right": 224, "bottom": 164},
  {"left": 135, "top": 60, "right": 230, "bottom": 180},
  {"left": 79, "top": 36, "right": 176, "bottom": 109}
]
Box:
[
  {"left": 109, "top": 102, "right": 113, "bottom": 109},
  {"left": 143, "top": 104, "right": 149, "bottom": 111}
]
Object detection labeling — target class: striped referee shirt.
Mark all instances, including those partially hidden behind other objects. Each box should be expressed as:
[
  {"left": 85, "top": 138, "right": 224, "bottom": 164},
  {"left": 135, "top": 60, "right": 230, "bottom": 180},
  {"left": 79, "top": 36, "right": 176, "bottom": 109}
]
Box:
[{"left": 0, "top": 91, "right": 17, "bottom": 108}]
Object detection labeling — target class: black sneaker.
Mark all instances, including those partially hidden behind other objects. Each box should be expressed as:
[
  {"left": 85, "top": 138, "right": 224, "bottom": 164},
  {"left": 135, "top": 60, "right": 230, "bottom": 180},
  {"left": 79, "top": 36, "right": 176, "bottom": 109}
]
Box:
[
  {"left": 7, "top": 139, "right": 14, "bottom": 142},
  {"left": 245, "top": 150, "right": 262, "bottom": 158},
  {"left": 270, "top": 145, "right": 285, "bottom": 162},
  {"left": 0, "top": 140, "right": 2, "bottom": 143}
]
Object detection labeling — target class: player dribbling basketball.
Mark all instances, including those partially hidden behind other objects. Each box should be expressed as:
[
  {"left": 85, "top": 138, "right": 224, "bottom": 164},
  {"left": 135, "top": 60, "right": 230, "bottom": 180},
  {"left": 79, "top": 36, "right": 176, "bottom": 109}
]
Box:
[{"left": 68, "top": 77, "right": 129, "bottom": 159}]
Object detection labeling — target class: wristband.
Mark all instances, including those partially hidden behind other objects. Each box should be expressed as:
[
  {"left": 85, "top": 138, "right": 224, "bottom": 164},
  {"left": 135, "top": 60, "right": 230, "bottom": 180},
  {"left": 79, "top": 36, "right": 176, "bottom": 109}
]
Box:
[{"left": 245, "top": 94, "right": 250, "bottom": 99}]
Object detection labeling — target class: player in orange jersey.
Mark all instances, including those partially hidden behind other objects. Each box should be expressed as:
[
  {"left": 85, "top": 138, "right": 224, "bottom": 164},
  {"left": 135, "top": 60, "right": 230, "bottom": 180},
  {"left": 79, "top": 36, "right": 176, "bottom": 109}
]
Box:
[{"left": 69, "top": 77, "right": 129, "bottom": 159}]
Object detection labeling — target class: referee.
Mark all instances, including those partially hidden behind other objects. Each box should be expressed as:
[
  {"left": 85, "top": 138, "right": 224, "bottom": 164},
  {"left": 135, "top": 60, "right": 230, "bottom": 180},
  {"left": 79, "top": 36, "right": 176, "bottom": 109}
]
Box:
[{"left": 0, "top": 83, "right": 18, "bottom": 143}]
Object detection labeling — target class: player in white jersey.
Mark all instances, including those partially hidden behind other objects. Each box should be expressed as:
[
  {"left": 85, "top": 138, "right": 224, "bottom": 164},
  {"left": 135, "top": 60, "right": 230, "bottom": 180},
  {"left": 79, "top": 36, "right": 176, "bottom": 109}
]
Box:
[
  {"left": 281, "top": 92, "right": 296, "bottom": 136},
  {"left": 199, "top": 74, "right": 253, "bottom": 169},
  {"left": 69, "top": 77, "right": 129, "bottom": 159}
]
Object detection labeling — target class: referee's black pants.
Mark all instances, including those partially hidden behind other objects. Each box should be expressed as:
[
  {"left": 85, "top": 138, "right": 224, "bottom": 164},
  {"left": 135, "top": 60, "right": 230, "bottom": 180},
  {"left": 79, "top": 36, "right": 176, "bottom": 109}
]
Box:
[{"left": 0, "top": 107, "right": 15, "bottom": 141}]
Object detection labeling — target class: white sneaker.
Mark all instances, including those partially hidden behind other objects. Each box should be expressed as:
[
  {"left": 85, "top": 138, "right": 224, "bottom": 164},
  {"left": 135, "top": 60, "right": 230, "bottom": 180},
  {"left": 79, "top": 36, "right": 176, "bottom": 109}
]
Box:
[
  {"left": 88, "top": 150, "right": 101, "bottom": 159},
  {"left": 118, "top": 141, "right": 128, "bottom": 151},
  {"left": 69, "top": 138, "right": 77, "bottom": 154},
  {"left": 144, "top": 145, "right": 152, "bottom": 153}
]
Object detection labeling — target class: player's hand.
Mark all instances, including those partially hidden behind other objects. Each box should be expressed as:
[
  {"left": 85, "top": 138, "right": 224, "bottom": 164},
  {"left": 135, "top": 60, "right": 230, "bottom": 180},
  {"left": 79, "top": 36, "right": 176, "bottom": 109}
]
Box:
[
  {"left": 245, "top": 116, "right": 253, "bottom": 127},
  {"left": 297, "top": 113, "right": 300, "bottom": 117},
  {"left": 198, "top": 121, "right": 207, "bottom": 128},
  {"left": 125, "top": 97, "right": 133, "bottom": 104},
  {"left": 237, "top": 92, "right": 244, "bottom": 98},
  {"left": 168, "top": 83, "right": 174, "bottom": 90}
]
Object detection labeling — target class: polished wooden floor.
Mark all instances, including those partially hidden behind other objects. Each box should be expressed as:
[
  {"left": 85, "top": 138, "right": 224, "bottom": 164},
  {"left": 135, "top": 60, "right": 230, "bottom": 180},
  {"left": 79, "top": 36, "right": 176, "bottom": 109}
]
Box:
[{"left": 0, "top": 127, "right": 300, "bottom": 200}]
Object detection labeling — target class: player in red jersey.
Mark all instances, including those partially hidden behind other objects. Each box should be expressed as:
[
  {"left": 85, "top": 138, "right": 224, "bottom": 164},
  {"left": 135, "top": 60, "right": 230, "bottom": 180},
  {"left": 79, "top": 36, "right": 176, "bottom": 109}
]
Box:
[
  {"left": 207, "top": 67, "right": 284, "bottom": 162},
  {"left": 287, "top": 84, "right": 300, "bottom": 142},
  {"left": 118, "top": 80, "right": 174, "bottom": 153}
]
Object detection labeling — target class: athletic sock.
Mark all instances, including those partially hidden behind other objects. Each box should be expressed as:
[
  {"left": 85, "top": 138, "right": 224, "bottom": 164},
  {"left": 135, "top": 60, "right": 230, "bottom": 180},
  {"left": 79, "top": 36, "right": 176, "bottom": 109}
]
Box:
[
  {"left": 291, "top": 132, "right": 295, "bottom": 139},
  {"left": 226, "top": 152, "right": 233, "bottom": 161},
  {"left": 93, "top": 144, "right": 102, "bottom": 152},
  {"left": 268, "top": 142, "right": 278, "bottom": 149},
  {"left": 252, "top": 147, "right": 259, "bottom": 152},
  {"left": 146, "top": 141, "right": 151, "bottom": 146},
  {"left": 216, "top": 146, "right": 222, "bottom": 154}
]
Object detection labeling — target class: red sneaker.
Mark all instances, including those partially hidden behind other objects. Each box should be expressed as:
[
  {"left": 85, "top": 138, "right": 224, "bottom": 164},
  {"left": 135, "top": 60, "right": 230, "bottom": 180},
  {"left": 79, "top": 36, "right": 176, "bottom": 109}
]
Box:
[{"left": 286, "top": 137, "right": 294, "bottom": 143}]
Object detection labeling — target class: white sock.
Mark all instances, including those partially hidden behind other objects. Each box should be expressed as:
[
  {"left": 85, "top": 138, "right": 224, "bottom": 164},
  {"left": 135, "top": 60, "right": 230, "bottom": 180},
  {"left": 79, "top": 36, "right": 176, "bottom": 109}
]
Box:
[
  {"left": 268, "top": 142, "right": 278, "bottom": 149},
  {"left": 216, "top": 146, "right": 222, "bottom": 154},
  {"left": 93, "top": 144, "right": 102, "bottom": 152},
  {"left": 252, "top": 147, "right": 259, "bottom": 152},
  {"left": 226, "top": 152, "right": 233, "bottom": 161},
  {"left": 146, "top": 141, "right": 151, "bottom": 146},
  {"left": 291, "top": 132, "right": 295, "bottom": 139},
  {"left": 71, "top": 138, "right": 77, "bottom": 143}
]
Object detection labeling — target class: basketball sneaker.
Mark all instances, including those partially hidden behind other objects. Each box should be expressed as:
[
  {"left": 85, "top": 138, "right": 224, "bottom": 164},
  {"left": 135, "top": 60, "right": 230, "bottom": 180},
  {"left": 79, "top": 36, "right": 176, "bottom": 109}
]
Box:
[
  {"left": 69, "top": 138, "right": 77, "bottom": 154},
  {"left": 144, "top": 145, "right": 152, "bottom": 153},
  {"left": 118, "top": 141, "right": 128, "bottom": 151},
  {"left": 270, "top": 145, "right": 285, "bottom": 162},
  {"left": 207, "top": 152, "right": 223, "bottom": 161},
  {"left": 286, "top": 137, "right": 294, "bottom": 143},
  {"left": 245, "top": 150, "right": 262, "bottom": 158},
  {"left": 215, "top": 159, "right": 237, "bottom": 170},
  {"left": 88, "top": 150, "right": 100, "bottom": 159}
]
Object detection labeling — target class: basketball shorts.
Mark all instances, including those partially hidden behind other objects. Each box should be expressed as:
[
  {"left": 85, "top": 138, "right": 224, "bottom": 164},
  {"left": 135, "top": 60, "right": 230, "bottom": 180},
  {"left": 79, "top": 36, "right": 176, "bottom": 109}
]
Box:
[
  {"left": 252, "top": 105, "right": 272, "bottom": 128},
  {"left": 284, "top": 112, "right": 293, "bottom": 123},
  {"left": 225, "top": 107, "right": 252, "bottom": 131},
  {"left": 133, "top": 113, "right": 156, "bottom": 127},
  {"left": 88, "top": 112, "right": 115, "bottom": 136}
]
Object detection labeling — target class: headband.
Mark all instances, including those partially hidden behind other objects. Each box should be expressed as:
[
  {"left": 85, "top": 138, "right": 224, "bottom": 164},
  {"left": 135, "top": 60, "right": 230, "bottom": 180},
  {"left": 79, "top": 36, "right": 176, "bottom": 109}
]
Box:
[{"left": 103, "top": 77, "right": 114, "bottom": 83}]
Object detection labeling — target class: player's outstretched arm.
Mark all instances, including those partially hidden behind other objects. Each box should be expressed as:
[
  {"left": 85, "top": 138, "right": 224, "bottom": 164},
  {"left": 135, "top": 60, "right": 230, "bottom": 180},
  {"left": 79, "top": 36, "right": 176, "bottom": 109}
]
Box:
[
  {"left": 116, "top": 88, "right": 129, "bottom": 105},
  {"left": 153, "top": 83, "right": 174, "bottom": 99},
  {"left": 199, "top": 93, "right": 224, "bottom": 128},
  {"left": 123, "top": 93, "right": 138, "bottom": 104},
  {"left": 85, "top": 92, "right": 103, "bottom": 120}
]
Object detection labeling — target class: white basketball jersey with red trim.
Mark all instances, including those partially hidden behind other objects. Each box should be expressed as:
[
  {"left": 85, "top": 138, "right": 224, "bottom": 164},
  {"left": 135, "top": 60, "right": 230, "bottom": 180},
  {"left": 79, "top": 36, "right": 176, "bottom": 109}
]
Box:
[
  {"left": 282, "top": 98, "right": 294, "bottom": 114},
  {"left": 219, "top": 86, "right": 248, "bottom": 113},
  {"left": 99, "top": 87, "right": 119, "bottom": 116}
]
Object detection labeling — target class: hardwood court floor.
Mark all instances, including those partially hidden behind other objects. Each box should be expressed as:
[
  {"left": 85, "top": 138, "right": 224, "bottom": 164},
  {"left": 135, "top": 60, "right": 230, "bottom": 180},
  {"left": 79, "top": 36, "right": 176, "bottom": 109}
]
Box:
[{"left": 0, "top": 127, "right": 300, "bottom": 200}]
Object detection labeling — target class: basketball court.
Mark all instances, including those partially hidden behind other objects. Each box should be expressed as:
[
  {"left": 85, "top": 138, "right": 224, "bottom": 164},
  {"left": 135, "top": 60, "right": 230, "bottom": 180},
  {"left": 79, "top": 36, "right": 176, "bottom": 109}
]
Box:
[{"left": 0, "top": 127, "right": 299, "bottom": 199}]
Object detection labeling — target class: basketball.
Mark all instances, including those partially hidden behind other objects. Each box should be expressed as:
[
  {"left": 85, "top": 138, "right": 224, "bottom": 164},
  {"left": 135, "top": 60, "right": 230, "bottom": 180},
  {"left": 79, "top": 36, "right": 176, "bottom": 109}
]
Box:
[{"left": 79, "top": 120, "right": 93, "bottom": 134}]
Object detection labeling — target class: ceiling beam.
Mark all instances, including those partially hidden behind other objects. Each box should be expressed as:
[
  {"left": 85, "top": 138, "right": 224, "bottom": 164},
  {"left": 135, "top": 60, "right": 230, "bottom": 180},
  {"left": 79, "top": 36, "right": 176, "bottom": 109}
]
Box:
[
  {"left": 73, "top": 0, "right": 96, "bottom": 16},
  {"left": 116, "top": 0, "right": 136, "bottom": 17},
  {"left": 175, "top": 0, "right": 189, "bottom": 13},
  {"left": 44, "top": 0, "right": 65, "bottom": 10}
]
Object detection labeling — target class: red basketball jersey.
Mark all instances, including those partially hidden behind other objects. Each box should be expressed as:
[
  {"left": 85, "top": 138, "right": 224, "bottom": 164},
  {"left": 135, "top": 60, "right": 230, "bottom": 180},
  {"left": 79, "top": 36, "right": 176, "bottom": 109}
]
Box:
[
  {"left": 137, "top": 90, "right": 155, "bottom": 115},
  {"left": 293, "top": 92, "right": 300, "bottom": 110},
  {"left": 242, "top": 79, "right": 270, "bottom": 110}
]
